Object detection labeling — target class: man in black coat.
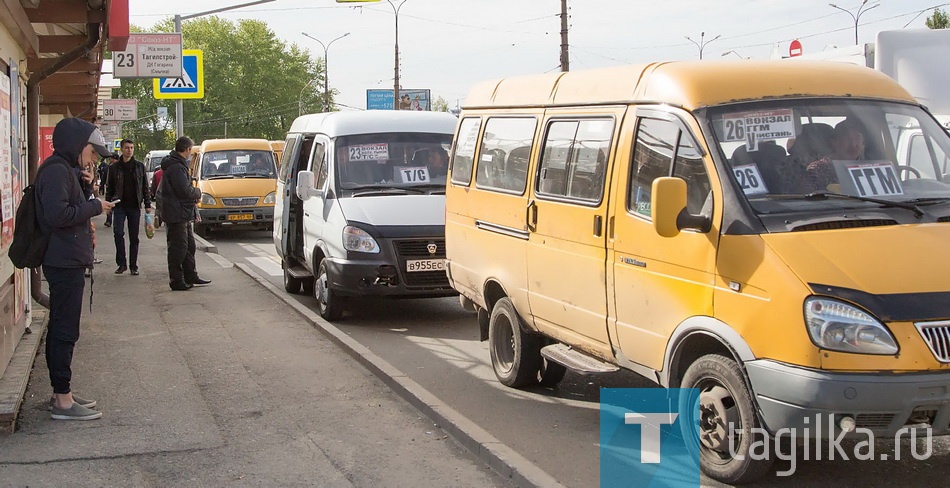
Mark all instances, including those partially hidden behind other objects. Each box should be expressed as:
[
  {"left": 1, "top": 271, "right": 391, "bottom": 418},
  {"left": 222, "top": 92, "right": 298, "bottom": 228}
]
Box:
[
  {"left": 105, "top": 139, "right": 151, "bottom": 275},
  {"left": 35, "top": 118, "right": 116, "bottom": 420},
  {"left": 157, "top": 136, "right": 211, "bottom": 290}
]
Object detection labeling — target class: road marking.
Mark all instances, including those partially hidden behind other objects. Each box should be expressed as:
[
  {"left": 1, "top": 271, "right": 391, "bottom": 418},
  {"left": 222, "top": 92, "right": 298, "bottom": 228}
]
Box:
[
  {"left": 246, "top": 256, "right": 282, "bottom": 277},
  {"left": 239, "top": 243, "right": 272, "bottom": 258}
]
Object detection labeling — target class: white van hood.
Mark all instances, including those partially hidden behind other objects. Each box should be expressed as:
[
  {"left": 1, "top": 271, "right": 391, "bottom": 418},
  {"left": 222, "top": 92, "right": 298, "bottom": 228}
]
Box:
[{"left": 338, "top": 195, "right": 445, "bottom": 227}]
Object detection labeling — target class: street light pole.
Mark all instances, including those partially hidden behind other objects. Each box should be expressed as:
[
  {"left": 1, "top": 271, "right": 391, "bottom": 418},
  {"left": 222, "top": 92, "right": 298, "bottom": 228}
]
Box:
[
  {"left": 173, "top": 0, "right": 276, "bottom": 138},
  {"left": 390, "top": 0, "right": 408, "bottom": 110},
  {"left": 685, "top": 31, "right": 721, "bottom": 60},
  {"left": 302, "top": 32, "right": 350, "bottom": 112},
  {"left": 829, "top": 0, "right": 880, "bottom": 45}
]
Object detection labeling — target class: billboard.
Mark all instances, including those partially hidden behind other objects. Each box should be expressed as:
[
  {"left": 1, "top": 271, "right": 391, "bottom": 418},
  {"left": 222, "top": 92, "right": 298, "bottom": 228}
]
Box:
[{"left": 366, "top": 89, "right": 431, "bottom": 111}]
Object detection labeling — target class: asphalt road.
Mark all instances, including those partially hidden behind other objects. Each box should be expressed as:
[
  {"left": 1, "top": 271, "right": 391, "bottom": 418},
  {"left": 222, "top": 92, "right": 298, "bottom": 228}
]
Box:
[{"left": 204, "top": 227, "right": 950, "bottom": 488}]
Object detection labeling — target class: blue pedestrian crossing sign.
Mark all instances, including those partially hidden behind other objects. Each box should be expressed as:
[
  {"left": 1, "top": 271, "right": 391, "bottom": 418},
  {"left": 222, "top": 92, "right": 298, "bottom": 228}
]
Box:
[{"left": 153, "top": 49, "right": 204, "bottom": 99}]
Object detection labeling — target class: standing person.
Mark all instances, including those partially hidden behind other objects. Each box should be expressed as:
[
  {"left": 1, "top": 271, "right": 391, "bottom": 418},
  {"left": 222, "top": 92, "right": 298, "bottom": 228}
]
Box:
[
  {"left": 97, "top": 156, "right": 113, "bottom": 227},
  {"left": 35, "top": 118, "right": 116, "bottom": 421},
  {"left": 105, "top": 139, "right": 151, "bottom": 275},
  {"left": 158, "top": 136, "right": 211, "bottom": 290},
  {"left": 149, "top": 166, "right": 164, "bottom": 228}
]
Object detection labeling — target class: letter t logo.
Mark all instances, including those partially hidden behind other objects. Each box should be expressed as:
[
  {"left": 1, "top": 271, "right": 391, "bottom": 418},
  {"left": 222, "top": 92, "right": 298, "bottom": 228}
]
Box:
[{"left": 624, "top": 412, "right": 679, "bottom": 463}]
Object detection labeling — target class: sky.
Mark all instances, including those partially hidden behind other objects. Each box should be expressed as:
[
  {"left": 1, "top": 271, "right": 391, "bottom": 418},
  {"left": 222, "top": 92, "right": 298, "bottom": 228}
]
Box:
[{"left": 127, "top": 0, "right": 947, "bottom": 112}]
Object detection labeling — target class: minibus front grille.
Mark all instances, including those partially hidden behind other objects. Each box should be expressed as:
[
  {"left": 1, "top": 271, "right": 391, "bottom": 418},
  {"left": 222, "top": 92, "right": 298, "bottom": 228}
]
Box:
[
  {"left": 393, "top": 239, "right": 449, "bottom": 288},
  {"left": 915, "top": 321, "right": 950, "bottom": 363},
  {"left": 222, "top": 197, "right": 260, "bottom": 207},
  {"left": 791, "top": 219, "right": 897, "bottom": 232},
  {"left": 855, "top": 413, "right": 896, "bottom": 429}
]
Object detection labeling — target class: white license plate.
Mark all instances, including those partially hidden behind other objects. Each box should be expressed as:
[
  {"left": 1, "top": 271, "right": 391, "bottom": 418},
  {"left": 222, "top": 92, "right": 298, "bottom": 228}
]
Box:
[{"left": 406, "top": 259, "right": 445, "bottom": 272}]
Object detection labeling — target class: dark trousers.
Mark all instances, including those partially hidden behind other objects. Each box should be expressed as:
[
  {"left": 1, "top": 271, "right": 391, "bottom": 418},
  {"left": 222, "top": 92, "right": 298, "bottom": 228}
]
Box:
[
  {"left": 166, "top": 221, "right": 197, "bottom": 284},
  {"left": 113, "top": 206, "right": 141, "bottom": 269},
  {"left": 43, "top": 265, "right": 85, "bottom": 394}
]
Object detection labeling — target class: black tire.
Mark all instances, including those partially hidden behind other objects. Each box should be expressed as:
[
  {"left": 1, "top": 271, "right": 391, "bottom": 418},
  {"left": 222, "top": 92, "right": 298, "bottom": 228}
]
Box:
[
  {"left": 282, "top": 260, "right": 301, "bottom": 294},
  {"left": 488, "top": 298, "right": 542, "bottom": 388},
  {"left": 314, "top": 258, "right": 343, "bottom": 321},
  {"left": 680, "top": 354, "right": 774, "bottom": 485},
  {"left": 537, "top": 358, "right": 567, "bottom": 387}
]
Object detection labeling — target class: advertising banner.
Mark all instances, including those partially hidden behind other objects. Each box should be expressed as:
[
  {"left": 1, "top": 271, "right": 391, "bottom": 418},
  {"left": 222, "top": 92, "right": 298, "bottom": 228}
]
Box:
[{"left": 366, "top": 89, "right": 431, "bottom": 111}]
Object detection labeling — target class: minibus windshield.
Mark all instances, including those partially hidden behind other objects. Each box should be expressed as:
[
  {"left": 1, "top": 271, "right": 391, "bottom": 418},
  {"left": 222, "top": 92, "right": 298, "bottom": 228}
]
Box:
[
  {"left": 707, "top": 99, "right": 950, "bottom": 217},
  {"left": 334, "top": 132, "right": 453, "bottom": 192},
  {"left": 199, "top": 150, "right": 276, "bottom": 179}
]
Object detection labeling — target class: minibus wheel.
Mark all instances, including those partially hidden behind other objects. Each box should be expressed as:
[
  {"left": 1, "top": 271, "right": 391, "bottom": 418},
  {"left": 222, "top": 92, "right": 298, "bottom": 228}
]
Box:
[
  {"left": 680, "top": 354, "right": 774, "bottom": 484},
  {"left": 314, "top": 258, "right": 343, "bottom": 321},
  {"left": 282, "top": 260, "right": 301, "bottom": 294},
  {"left": 488, "top": 298, "right": 541, "bottom": 387}
]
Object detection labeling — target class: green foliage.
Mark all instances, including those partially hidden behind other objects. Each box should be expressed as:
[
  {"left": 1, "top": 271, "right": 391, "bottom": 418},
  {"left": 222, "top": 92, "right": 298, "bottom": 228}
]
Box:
[
  {"left": 926, "top": 8, "right": 950, "bottom": 29},
  {"left": 113, "top": 17, "right": 323, "bottom": 149},
  {"left": 432, "top": 96, "right": 449, "bottom": 112}
]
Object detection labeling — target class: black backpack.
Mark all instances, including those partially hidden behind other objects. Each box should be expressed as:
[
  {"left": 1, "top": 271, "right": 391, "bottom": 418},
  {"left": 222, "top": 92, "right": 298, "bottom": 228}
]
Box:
[{"left": 9, "top": 165, "right": 52, "bottom": 269}]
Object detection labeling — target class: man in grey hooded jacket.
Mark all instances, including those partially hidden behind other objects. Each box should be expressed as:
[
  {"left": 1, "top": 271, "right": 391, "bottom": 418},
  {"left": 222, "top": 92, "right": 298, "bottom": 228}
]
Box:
[{"left": 34, "top": 118, "right": 115, "bottom": 421}]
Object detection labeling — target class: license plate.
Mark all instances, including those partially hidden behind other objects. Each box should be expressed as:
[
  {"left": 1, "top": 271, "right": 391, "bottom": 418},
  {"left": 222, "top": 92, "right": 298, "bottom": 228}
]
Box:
[
  {"left": 227, "top": 213, "right": 254, "bottom": 221},
  {"left": 406, "top": 259, "right": 445, "bottom": 272}
]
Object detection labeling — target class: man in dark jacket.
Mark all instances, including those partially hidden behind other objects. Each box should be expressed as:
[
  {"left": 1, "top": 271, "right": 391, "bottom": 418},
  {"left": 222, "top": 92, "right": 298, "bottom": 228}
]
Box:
[
  {"left": 158, "top": 136, "right": 211, "bottom": 290},
  {"left": 97, "top": 156, "right": 114, "bottom": 226},
  {"left": 105, "top": 139, "right": 151, "bottom": 275},
  {"left": 35, "top": 118, "right": 116, "bottom": 421}
]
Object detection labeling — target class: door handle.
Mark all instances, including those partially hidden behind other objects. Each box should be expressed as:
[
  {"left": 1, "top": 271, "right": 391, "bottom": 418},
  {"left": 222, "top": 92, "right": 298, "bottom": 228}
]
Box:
[
  {"left": 526, "top": 200, "right": 538, "bottom": 232},
  {"left": 593, "top": 215, "right": 603, "bottom": 237},
  {"left": 304, "top": 212, "right": 310, "bottom": 217}
]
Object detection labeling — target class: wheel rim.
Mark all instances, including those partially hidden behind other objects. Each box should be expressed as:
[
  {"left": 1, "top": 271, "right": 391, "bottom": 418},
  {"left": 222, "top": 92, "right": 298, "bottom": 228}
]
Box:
[
  {"left": 316, "top": 268, "right": 329, "bottom": 312},
  {"left": 696, "top": 381, "right": 743, "bottom": 464},
  {"left": 491, "top": 313, "right": 515, "bottom": 373}
]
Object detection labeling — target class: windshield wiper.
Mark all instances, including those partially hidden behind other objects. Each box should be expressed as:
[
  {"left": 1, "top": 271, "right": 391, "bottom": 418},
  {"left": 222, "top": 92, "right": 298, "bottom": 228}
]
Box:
[
  {"left": 899, "top": 197, "right": 950, "bottom": 206},
  {"left": 346, "top": 185, "right": 426, "bottom": 195},
  {"left": 805, "top": 191, "right": 924, "bottom": 218},
  {"left": 205, "top": 175, "right": 236, "bottom": 180}
]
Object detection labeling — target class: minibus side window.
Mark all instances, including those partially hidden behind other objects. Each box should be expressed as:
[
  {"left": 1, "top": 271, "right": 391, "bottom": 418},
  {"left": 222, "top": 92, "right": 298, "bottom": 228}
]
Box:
[
  {"left": 475, "top": 117, "right": 537, "bottom": 194},
  {"left": 628, "top": 118, "right": 678, "bottom": 218},
  {"left": 672, "top": 136, "right": 712, "bottom": 214},
  {"left": 278, "top": 136, "right": 299, "bottom": 183},
  {"left": 311, "top": 143, "right": 328, "bottom": 189},
  {"left": 450, "top": 117, "right": 481, "bottom": 186},
  {"left": 537, "top": 118, "right": 613, "bottom": 203}
]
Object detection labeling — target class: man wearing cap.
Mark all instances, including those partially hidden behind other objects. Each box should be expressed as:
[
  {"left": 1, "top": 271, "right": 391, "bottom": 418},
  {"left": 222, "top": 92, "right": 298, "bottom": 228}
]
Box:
[{"left": 34, "top": 118, "right": 116, "bottom": 421}]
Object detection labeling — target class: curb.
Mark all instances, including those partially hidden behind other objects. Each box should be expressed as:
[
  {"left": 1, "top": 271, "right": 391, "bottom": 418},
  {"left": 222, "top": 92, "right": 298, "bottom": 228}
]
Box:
[
  {"left": 194, "top": 232, "right": 217, "bottom": 254},
  {"left": 234, "top": 263, "right": 565, "bottom": 488},
  {"left": 0, "top": 310, "right": 48, "bottom": 435}
]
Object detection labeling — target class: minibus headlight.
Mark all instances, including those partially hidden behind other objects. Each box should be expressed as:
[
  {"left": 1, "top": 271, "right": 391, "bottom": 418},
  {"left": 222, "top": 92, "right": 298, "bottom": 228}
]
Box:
[
  {"left": 804, "top": 297, "right": 898, "bottom": 355},
  {"left": 262, "top": 191, "right": 276, "bottom": 204},
  {"left": 343, "top": 226, "right": 380, "bottom": 253},
  {"left": 200, "top": 193, "right": 217, "bottom": 206}
]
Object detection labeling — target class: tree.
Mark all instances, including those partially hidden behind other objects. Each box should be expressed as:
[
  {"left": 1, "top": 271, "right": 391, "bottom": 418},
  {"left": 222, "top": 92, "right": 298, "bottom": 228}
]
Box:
[
  {"left": 432, "top": 96, "right": 449, "bottom": 112},
  {"left": 113, "top": 17, "right": 322, "bottom": 147},
  {"left": 926, "top": 8, "right": 949, "bottom": 29}
]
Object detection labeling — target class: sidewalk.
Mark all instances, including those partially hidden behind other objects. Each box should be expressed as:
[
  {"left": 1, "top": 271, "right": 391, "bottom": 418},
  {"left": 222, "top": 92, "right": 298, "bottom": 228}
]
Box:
[{"left": 0, "top": 214, "right": 508, "bottom": 487}]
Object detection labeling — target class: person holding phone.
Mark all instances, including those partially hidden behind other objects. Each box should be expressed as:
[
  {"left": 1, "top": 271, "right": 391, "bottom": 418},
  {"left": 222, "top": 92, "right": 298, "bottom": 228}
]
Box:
[
  {"left": 157, "top": 136, "right": 211, "bottom": 290},
  {"left": 34, "top": 118, "right": 116, "bottom": 420},
  {"left": 105, "top": 139, "right": 151, "bottom": 275}
]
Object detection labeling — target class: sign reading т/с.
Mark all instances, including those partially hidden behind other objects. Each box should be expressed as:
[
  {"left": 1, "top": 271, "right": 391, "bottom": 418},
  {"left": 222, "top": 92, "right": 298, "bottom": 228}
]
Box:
[{"left": 112, "top": 33, "right": 183, "bottom": 78}]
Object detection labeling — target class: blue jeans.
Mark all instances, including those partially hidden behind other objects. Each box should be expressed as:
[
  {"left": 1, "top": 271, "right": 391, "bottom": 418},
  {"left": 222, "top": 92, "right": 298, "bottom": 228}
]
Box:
[{"left": 113, "top": 206, "right": 141, "bottom": 269}]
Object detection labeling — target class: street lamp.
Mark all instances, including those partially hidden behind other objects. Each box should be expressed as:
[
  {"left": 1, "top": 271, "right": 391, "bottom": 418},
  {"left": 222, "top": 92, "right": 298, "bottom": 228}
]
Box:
[
  {"left": 302, "top": 32, "right": 350, "bottom": 113},
  {"left": 685, "top": 31, "right": 721, "bottom": 60},
  {"left": 337, "top": 0, "right": 408, "bottom": 109},
  {"left": 173, "top": 0, "right": 276, "bottom": 138},
  {"left": 721, "top": 50, "right": 748, "bottom": 59},
  {"left": 829, "top": 0, "right": 880, "bottom": 45}
]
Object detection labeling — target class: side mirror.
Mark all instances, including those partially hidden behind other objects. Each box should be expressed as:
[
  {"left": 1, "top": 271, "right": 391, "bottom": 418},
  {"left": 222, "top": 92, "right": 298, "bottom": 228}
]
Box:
[
  {"left": 652, "top": 177, "right": 687, "bottom": 238},
  {"left": 295, "top": 170, "right": 322, "bottom": 201},
  {"left": 651, "top": 177, "right": 711, "bottom": 237}
]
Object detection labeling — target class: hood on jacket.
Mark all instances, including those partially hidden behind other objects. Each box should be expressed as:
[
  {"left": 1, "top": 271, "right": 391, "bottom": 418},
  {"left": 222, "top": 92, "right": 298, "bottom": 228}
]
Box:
[{"left": 51, "top": 118, "right": 111, "bottom": 166}]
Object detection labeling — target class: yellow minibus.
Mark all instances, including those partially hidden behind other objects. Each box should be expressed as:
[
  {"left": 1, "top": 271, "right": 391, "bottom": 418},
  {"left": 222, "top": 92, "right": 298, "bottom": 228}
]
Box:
[{"left": 445, "top": 60, "right": 950, "bottom": 483}]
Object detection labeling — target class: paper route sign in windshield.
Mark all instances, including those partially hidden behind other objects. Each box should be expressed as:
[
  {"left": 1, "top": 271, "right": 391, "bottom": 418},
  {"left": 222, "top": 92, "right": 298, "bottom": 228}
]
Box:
[{"left": 721, "top": 109, "right": 795, "bottom": 151}]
